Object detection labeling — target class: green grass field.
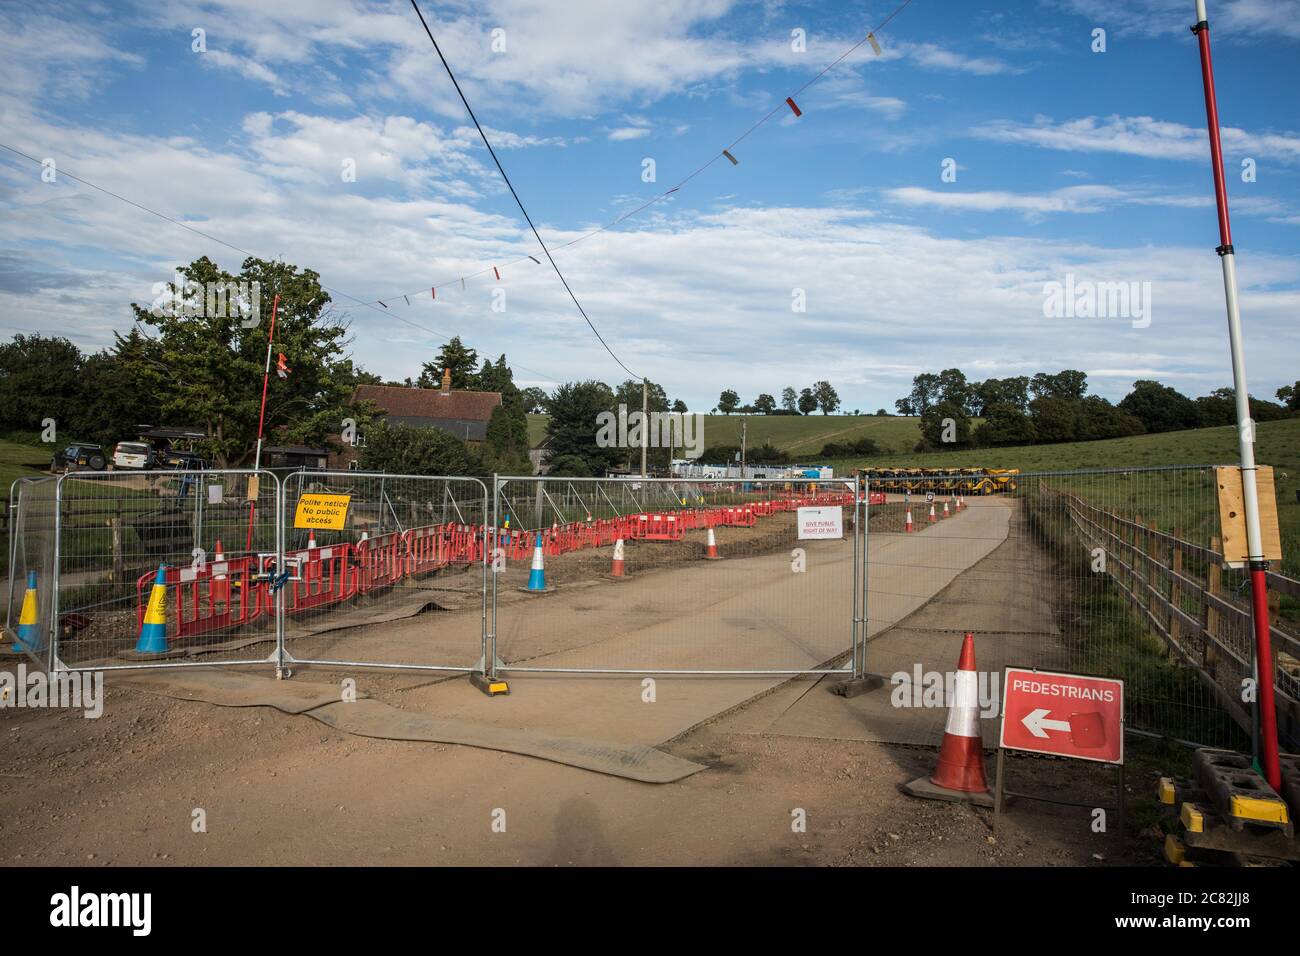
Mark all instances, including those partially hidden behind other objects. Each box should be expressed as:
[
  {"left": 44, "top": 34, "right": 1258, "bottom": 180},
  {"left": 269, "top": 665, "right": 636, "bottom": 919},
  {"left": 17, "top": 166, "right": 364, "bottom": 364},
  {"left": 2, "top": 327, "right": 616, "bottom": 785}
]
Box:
[{"left": 0, "top": 438, "right": 49, "bottom": 492}]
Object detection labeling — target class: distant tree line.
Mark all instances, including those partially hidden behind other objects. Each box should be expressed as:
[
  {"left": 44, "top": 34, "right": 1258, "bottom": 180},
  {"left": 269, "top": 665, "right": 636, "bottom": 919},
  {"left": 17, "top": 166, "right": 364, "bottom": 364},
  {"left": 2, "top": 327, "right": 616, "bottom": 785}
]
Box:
[{"left": 895, "top": 367, "right": 1296, "bottom": 451}]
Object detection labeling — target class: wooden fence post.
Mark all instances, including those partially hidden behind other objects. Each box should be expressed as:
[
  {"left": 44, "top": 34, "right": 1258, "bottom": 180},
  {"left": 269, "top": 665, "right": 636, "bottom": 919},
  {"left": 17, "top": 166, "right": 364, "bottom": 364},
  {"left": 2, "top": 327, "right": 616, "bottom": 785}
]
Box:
[
  {"left": 1170, "top": 527, "right": 1184, "bottom": 656},
  {"left": 1205, "top": 535, "right": 1223, "bottom": 678}
]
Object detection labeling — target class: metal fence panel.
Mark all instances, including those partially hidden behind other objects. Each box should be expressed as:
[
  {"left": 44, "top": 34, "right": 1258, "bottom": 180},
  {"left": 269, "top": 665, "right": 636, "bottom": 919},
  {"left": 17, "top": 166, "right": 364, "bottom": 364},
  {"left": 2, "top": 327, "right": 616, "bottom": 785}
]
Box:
[
  {"left": 490, "top": 475, "right": 864, "bottom": 675},
  {"left": 863, "top": 465, "right": 1296, "bottom": 750},
  {"left": 49, "top": 469, "right": 282, "bottom": 672},
  {"left": 6, "top": 476, "right": 58, "bottom": 669},
  {"left": 279, "top": 470, "right": 489, "bottom": 672}
]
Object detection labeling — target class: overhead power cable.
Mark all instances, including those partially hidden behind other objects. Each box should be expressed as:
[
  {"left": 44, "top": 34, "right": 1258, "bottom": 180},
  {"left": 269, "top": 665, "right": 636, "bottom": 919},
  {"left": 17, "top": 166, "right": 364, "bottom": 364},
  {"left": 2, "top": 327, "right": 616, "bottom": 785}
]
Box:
[{"left": 409, "top": 0, "right": 642, "bottom": 381}]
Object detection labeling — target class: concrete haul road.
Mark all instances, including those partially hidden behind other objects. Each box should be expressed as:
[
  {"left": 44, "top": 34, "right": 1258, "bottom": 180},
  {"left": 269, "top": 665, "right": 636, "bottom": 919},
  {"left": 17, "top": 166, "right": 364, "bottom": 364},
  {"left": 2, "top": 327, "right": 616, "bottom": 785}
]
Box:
[{"left": 293, "top": 497, "right": 1014, "bottom": 747}]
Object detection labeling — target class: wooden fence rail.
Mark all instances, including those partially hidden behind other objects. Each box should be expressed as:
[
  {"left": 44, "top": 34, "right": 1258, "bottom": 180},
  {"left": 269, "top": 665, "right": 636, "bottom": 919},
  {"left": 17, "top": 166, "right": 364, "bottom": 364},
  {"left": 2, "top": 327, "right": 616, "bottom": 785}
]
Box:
[{"left": 1043, "top": 483, "right": 1300, "bottom": 749}]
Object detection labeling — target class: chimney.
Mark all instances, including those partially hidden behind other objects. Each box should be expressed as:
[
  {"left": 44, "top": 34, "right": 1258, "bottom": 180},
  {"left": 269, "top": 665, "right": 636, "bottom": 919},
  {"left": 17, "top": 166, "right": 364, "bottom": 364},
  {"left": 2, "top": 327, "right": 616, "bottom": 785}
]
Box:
[{"left": 440, "top": 367, "right": 451, "bottom": 395}]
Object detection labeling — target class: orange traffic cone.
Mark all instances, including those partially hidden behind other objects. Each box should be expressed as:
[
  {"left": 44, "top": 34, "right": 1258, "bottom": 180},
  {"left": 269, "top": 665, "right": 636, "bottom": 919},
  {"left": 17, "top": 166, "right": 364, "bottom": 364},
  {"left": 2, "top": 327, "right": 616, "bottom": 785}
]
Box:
[
  {"left": 307, "top": 530, "right": 317, "bottom": 549},
  {"left": 904, "top": 509, "right": 914, "bottom": 533},
  {"left": 942, "top": 501, "right": 950, "bottom": 518},
  {"left": 904, "top": 632, "right": 991, "bottom": 805},
  {"left": 611, "top": 538, "right": 626, "bottom": 577},
  {"left": 705, "top": 527, "right": 721, "bottom": 560},
  {"left": 928, "top": 503, "right": 937, "bottom": 523}
]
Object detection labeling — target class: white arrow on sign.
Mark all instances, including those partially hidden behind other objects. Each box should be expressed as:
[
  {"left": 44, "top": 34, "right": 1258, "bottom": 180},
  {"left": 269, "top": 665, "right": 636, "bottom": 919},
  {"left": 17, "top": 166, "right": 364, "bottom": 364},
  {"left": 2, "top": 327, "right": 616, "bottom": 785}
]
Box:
[{"left": 1022, "top": 708, "right": 1072, "bottom": 739}]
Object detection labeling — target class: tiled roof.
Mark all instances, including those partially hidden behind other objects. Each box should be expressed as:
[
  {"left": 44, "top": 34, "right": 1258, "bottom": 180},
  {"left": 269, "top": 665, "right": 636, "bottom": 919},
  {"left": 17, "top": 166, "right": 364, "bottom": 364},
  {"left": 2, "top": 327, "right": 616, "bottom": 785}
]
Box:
[{"left": 352, "top": 384, "right": 502, "bottom": 423}]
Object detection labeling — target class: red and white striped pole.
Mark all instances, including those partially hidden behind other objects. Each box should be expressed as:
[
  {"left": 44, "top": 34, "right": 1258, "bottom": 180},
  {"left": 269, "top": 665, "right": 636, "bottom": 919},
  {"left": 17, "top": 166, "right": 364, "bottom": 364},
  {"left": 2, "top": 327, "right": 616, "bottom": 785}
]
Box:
[
  {"left": 245, "top": 292, "right": 280, "bottom": 551},
  {"left": 1191, "top": 0, "right": 1280, "bottom": 788}
]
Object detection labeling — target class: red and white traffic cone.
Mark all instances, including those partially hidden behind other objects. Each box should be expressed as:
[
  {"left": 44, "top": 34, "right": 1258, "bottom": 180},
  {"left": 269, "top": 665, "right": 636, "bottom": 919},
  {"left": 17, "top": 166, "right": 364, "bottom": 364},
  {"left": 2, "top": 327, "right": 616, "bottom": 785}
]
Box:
[
  {"left": 611, "top": 538, "right": 626, "bottom": 577},
  {"left": 904, "top": 508, "right": 914, "bottom": 533},
  {"left": 904, "top": 632, "right": 991, "bottom": 805},
  {"left": 928, "top": 503, "right": 937, "bottom": 523},
  {"left": 211, "top": 538, "right": 229, "bottom": 606},
  {"left": 942, "top": 501, "right": 950, "bottom": 519},
  {"left": 307, "top": 530, "right": 317, "bottom": 549},
  {"left": 705, "top": 527, "right": 721, "bottom": 560}
]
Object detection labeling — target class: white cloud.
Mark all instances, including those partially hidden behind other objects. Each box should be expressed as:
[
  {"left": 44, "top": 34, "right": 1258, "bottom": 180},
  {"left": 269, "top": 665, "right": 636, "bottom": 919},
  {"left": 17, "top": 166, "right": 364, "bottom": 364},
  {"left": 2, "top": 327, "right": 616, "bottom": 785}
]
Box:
[
  {"left": 882, "top": 184, "right": 1220, "bottom": 218},
  {"left": 975, "top": 115, "right": 1300, "bottom": 164},
  {"left": 202, "top": 50, "right": 289, "bottom": 95},
  {"left": 608, "top": 127, "right": 652, "bottom": 141}
]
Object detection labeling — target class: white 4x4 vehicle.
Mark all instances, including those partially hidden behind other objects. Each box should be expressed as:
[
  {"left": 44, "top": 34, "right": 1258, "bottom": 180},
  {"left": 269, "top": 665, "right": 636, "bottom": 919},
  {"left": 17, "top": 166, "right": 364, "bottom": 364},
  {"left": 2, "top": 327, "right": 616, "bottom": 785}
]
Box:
[{"left": 112, "top": 442, "right": 153, "bottom": 470}]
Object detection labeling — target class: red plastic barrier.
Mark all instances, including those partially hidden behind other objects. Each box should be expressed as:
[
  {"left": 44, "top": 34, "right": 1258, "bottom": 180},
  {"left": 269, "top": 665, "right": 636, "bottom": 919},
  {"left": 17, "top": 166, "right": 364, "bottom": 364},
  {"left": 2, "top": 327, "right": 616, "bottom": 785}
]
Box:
[{"left": 136, "top": 553, "right": 264, "bottom": 639}]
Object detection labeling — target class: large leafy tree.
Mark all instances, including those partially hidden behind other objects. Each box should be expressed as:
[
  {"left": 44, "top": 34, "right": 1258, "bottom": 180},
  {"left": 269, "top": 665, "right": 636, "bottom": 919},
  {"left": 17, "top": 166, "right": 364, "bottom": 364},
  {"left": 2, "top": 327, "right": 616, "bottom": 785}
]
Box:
[
  {"left": 544, "top": 380, "right": 619, "bottom": 475},
  {"left": 129, "top": 256, "right": 357, "bottom": 467},
  {"left": 813, "top": 380, "right": 840, "bottom": 415},
  {"left": 359, "top": 421, "right": 470, "bottom": 475},
  {"left": 0, "top": 334, "right": 86, "bottom": 439},
  {"left": 476, "top": 354, "right": 530, "bottom": 473},
  {"left": 717, "top": 389, "right": 740, "bottom": 415},
  {"left": 418, "top": 336, "right": 479, "bottom": 389},
  {"left": 896, "top": 372, "right": 941, "bottom": 417},
  {"left": 1118, "top": 380, "right": 1199, "bottom": 434},
  {"left": 974, "top": 402, "right": 1037, "bottom": 447},
  {"left": 919, "top": 400, "right": 972, "bottom": 448},
  {"left": 72, "top": 330, "right": 168, "bottom": 446},
  {"left": 1030, "top": 370, "right": 1088, "bottom": 401}
]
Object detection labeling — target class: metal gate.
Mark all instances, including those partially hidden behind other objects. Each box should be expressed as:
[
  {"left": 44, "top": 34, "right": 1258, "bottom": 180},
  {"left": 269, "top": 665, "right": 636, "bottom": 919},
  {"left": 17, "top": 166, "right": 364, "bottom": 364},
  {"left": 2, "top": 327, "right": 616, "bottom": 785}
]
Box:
[
  {"left": 43, "top": 468, "right": 283, "bottom": 673},
  {"left": 278, "top": 471, "right": 490, "bottom": 673},
  {"left": 487, "top": 475, "right": 870, "bottom": 677}
]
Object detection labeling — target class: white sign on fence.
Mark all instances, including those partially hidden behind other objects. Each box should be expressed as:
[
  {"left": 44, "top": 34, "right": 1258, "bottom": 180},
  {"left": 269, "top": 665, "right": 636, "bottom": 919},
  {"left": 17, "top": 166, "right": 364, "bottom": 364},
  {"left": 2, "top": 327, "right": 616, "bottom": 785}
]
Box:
[{"left": 796, "top": 506, "right": 843, "bottom": 540}]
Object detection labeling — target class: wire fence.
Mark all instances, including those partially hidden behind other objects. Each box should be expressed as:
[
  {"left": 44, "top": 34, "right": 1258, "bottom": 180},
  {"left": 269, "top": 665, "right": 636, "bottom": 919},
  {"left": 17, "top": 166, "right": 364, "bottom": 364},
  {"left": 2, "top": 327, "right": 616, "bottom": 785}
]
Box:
[
  {"left": 46, "top": 469, "right": 282, "bottom": 671},
  {"left": 489, "top": 475, "right": 867, "bottom": 674},
  {"left": 862, "top": 465, "right": 1296, "bottom": 750},
  {"left": 279, "top": 471, "right": 489, "bottom": 672},
  {"left": 6, "top": 463, "right": 1292, "bottom": 752}
]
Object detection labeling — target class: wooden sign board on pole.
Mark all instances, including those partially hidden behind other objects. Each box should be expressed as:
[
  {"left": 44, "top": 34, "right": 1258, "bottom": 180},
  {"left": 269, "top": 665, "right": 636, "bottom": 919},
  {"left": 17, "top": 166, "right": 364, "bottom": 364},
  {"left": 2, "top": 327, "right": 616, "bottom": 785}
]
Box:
[{"left": 1215, "top": 465, "right": 1282, "bottom": 568}]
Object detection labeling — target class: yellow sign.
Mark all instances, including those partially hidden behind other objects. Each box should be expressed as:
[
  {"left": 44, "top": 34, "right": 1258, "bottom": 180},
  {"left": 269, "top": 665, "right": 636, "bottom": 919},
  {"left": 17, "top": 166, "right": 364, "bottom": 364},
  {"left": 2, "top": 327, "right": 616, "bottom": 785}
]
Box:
[{"left": 293, "top": 493, "right": 352, "bottom": 531}]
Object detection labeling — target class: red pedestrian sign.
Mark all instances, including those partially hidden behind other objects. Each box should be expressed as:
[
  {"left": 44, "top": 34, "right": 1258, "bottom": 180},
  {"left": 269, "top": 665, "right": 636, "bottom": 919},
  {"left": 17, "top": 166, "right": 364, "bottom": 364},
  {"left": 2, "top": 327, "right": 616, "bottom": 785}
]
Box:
[{"left": 999, "top": 667, "right": 1124, "bottom": 764}]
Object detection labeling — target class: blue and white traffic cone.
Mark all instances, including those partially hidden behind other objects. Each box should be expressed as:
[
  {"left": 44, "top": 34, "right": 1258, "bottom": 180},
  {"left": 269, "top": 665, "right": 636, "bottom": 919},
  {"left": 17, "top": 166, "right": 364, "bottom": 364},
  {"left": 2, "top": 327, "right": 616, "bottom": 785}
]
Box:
[
  {"left": 13, "top": 570, "right": 41, "bottom": 653},
  {"left": 135, "top": 565, "right": 169, "bottom": 654},
  {"left": 525, "top": 532, "right": 548, "bottom": 591}
]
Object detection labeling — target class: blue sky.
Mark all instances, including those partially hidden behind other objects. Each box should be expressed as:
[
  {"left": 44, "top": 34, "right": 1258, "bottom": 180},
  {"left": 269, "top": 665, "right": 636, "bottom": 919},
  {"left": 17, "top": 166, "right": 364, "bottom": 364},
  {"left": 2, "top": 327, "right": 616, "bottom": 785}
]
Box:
[{"left": 1, "top": 0, "right": 1298, "bottom": 414}]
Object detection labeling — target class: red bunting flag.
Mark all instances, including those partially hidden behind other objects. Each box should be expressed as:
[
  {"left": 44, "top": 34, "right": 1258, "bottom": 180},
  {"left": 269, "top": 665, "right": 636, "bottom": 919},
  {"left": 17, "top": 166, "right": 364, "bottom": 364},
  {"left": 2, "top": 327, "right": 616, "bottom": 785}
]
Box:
[
  {"left": 276, "top": 353, "right": 291, "bottom": 379},
  {"left": 431, "top": 286, "right": 436, "bottom": 300},
  {"left": 786, "top": 96, "right": 802, "bottom": 117},
  {"left": 493, "top": 266, "right": 501, "bottom": 280}
]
